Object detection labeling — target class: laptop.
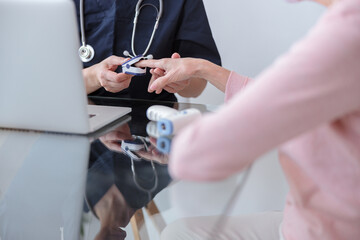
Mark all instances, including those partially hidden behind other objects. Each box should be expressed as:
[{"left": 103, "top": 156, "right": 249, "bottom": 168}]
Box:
[{"left": 0, "top": 0, "right": 131, "bottom": 134}]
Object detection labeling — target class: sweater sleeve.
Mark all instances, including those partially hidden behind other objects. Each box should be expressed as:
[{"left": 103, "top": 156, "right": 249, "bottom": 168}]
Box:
[
  {"left": 224, "top": 71, "right": 251, "bottom": 103},
  {"left": 169, "top": 1, "right": 360, "bottom": 181}
]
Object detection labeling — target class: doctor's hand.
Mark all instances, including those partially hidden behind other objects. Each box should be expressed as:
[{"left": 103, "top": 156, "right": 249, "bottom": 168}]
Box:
[
  {"left": 147, "top": 53, "right": 190, "bottom": 94},
  {"left": 83, "top": 56, "right": 133, "bottom": 94},
  {"left": 99, "top": 124, "right": 133, "bottom": 153}
]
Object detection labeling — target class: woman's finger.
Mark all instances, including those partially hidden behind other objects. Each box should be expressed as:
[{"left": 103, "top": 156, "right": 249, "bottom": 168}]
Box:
[
  {"left": 164, "top": 85, "right": 177, "bottom": 93},
  {"left": 149, "top": 75, "right": 172, "bottom": 92},
  {"left": 136, "top": 59, "right": 164, "bottom": 69}
]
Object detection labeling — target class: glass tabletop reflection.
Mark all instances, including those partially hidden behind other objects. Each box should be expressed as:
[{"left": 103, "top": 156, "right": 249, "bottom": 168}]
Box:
[{"left": 0, "top": 97, "right": 253, "bottom": 240}]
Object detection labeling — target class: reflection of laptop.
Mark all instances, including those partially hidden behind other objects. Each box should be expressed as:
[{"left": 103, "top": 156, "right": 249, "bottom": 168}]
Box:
[
  {"left": 0, "top": 0, "right": 131, "bottom": 134},
  {"left": 0, "top": 130, "right": 90, "bottom": 239}
]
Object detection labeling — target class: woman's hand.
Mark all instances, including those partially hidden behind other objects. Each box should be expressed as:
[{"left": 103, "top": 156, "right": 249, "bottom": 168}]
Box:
[
  {"left": 147, "top": 53, "right": 190, "bottom": 94},
  {"left": 137, "top": 54, "right": 202, "bottom": 94},
  {"left": 136, "top": 137, "right": 169, "bottom": 165},
  {"left": 83, "top": 56, "right": 133, "bottom": 94}
]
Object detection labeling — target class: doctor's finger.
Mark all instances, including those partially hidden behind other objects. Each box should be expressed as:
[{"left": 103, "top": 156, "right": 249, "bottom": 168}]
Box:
[
  {"left": 101, "top": 70, "right": 118, "bottom": 82},
  {"left": 114, "top": 73, "right": 132, "bottom": 83},
  {"left": 102, "top": 78, "right": 131, "bottom": 93},
  {"left": 105, "top": 55, "right": 128, "bottom": 66},
  {"left": 103, "top": 71, "right": 131, "bottom": 83},
  {"left": 101, "top": 129, "right": 132, "bottom": 141},
  {"left": 102, "top": 141, "right": 123, "bottom": 153}
]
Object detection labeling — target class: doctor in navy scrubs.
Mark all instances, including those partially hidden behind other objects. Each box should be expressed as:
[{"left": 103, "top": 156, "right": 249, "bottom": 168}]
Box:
[{"left": 74, "top": 0, "right": 221, "bottom": 102}]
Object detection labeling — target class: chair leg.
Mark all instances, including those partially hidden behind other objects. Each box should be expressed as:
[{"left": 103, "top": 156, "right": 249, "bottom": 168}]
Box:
[
  {"left": 130, "top": 209, "right": 150, "bottom": 240},
  {"left": 145, "top": 200, "right": 166, "bottom": 233}
]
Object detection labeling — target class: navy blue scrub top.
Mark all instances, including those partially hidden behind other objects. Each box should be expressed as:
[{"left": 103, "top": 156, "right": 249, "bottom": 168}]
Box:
[
  {"left": 85, "top": 140, "right": 171, "bottom": 211},
  {"left": 74, "top": 0, "right": 221, "bottom": 101}
]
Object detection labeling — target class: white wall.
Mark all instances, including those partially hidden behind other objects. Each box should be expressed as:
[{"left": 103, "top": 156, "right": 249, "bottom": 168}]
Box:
[{"left": 181, "top": 0, "right": 325, "bottom": 105}]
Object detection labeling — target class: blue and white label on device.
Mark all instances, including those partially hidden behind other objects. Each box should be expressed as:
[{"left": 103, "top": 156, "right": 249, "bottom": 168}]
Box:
[
  {"left": 157, "top": 119, "right": 173, "bottom": 136},
  {"left": 121, "top": 54, "right": 147, "bottom": 76},
  {"left": 157, "top": 137, "right": 172, "bottom": 154}
]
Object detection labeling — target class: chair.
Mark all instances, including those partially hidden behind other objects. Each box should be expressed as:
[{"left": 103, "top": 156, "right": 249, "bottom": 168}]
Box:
[{"left": 130, "top": 200, "right": 166, "bottom": 240}]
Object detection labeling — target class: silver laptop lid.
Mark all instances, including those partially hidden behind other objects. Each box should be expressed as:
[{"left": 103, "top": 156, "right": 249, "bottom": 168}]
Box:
[{"left": 0, "top": 0, "right": 90, "bottom": 133}]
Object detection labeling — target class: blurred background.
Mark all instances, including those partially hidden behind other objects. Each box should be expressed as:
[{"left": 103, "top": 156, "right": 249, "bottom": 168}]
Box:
[{"left": 177, "top": 0, "right": 325, "bottom": 105}]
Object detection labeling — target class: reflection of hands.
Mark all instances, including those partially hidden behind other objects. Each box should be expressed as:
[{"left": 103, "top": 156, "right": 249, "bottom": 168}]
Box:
[
  {"left": 99, "top": 124, "right": 132, "bottom": 152},
  {"left": 84, "top": 56, "right": 133, "bottom": 93},
  {"left": 93, "top": 185, "right": 135, "bottom": 240},
  {"left": 136, "top": 137, "right": 169, "bottom": 165},
  {"left": 99, "top": 125, "right": 169, "bottom": 164},
  {"left": 147, "top": 53, "right": 190, "bottom": 94}
]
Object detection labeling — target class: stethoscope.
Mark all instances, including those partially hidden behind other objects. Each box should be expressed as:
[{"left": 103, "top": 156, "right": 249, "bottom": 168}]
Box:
[{"left": 78, "top": 0, "right": 163, "bottom": 63}]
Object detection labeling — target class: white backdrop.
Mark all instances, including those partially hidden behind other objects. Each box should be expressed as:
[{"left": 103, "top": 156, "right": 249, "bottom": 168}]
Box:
[{"left": 178, "top": 0, "right": 325, "bottom": 105}]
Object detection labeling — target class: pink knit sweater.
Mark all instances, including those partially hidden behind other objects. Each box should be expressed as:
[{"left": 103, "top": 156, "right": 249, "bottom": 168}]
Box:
[{"left": 169, "top": 0, "right": 360, "bottom": 239}]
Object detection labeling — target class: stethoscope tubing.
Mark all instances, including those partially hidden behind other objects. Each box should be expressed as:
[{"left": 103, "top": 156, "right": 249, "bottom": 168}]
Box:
[
  {"left": 79, "top": 0, "right": 163, "bottom": 62},
  {"left": 130, "top": 0, "right": 163, "bottom": 57},
  {"left": 79, "top": 0, "right": 86, "bottom": 47}
]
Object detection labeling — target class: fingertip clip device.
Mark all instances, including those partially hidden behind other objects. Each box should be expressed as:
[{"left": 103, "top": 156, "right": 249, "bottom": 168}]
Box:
[{"left": 121, "top": 54, "right": 147, "bottom": 76}]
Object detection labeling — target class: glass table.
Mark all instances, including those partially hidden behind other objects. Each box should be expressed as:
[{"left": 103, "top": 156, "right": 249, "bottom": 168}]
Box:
[{"left": 0, "top": 97, "right": 287, "bottom": 240}]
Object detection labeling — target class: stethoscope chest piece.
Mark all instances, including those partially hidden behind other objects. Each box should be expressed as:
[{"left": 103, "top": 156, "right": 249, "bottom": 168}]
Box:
[
  {"left": 78, "top": 44, "right": 95, "bottom": 63},
  {"left": 78, "top": 0, "right": 95, "bottom": 63},
  {"left": 78, "top": 0, "right": 162, "bottom": 64}
]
